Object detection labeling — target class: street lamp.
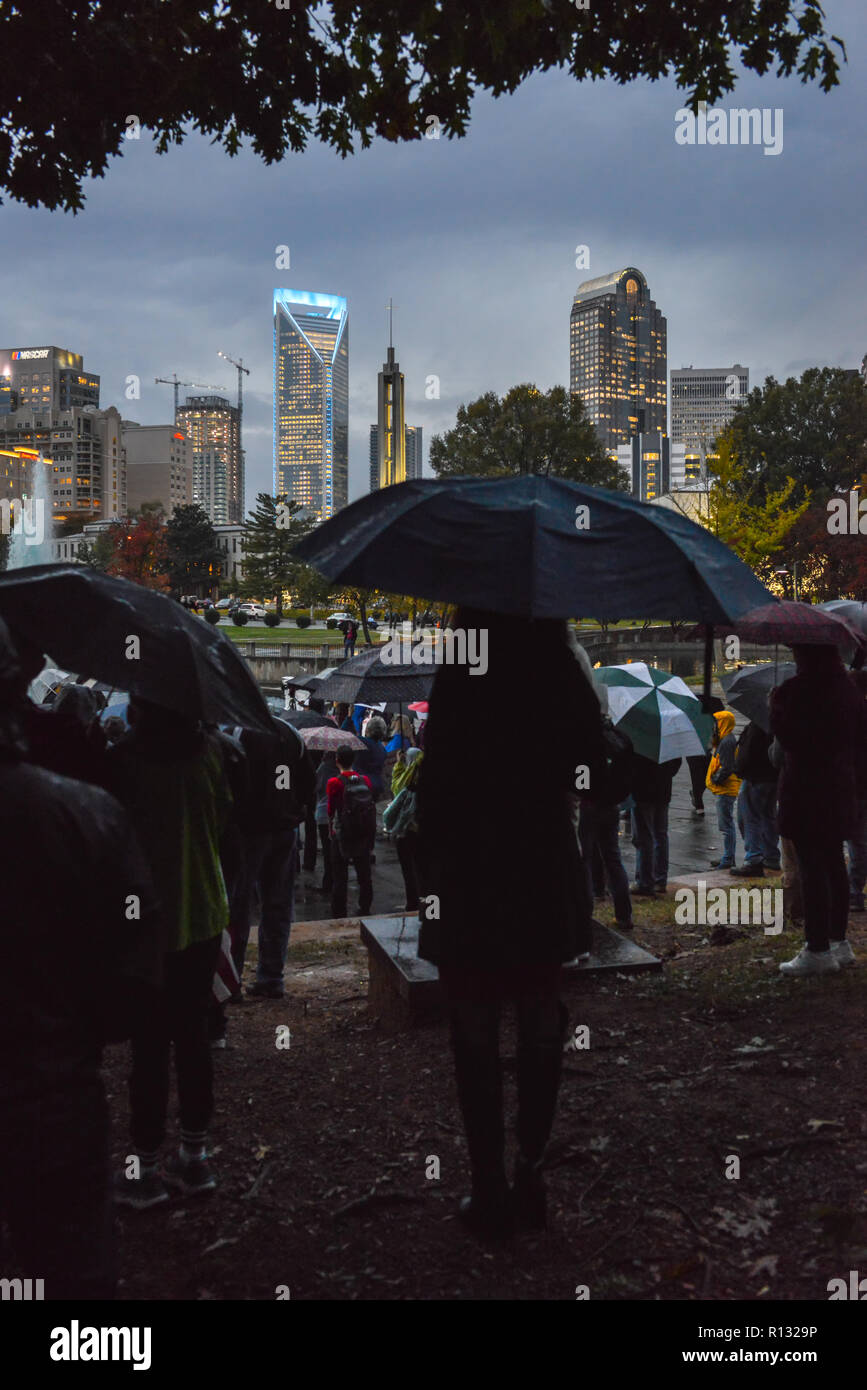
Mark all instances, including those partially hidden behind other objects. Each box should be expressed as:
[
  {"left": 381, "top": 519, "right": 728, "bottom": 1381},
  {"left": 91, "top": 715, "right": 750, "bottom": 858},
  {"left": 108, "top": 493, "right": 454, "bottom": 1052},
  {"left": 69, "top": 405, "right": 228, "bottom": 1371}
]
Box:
[{"left": 774, "top": 567, "right": 791, "bottom": 600}]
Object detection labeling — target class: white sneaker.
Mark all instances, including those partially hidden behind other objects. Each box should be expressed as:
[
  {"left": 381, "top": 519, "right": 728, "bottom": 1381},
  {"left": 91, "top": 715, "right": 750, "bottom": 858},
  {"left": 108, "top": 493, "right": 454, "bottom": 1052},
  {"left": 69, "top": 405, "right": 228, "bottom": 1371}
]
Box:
[
  {"left": 830, "top": 939, "right": 856, "bottom": 967},
  {"left": 779, "top": 946, "right": 840, "bottom": 977}
]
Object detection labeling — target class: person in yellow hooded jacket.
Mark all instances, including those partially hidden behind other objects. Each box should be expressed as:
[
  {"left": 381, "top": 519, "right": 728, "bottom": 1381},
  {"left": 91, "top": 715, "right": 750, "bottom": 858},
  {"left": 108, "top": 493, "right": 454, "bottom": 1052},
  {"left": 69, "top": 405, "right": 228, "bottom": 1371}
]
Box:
[{"left": 706, "top": 709, "right": 742, "bottom": 869}]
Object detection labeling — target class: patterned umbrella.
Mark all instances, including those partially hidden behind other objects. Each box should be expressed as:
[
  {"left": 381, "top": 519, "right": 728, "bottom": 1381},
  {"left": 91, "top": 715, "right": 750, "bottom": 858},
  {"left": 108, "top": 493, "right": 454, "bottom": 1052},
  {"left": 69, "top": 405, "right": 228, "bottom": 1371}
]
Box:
[
  {"left": 297, "top": 725, "right": 365, "bottom": 752},
  {"left": 595, "top": 663, "right": 715, "bottom": 762}
]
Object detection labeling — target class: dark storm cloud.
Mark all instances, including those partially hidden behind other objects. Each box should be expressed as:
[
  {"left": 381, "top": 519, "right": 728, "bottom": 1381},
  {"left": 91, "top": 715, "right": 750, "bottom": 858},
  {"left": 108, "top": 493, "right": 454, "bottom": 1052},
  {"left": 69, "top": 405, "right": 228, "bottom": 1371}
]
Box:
[{"left": 1, "top": 0, "right": 863, "bottom": 505}]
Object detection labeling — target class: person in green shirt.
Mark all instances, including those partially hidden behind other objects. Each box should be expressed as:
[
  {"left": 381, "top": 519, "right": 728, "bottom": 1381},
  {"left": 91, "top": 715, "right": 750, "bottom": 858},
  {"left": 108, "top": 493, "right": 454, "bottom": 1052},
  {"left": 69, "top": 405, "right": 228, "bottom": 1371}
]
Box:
[{"left": 108, "top": 698, "right": 232, "bottom": 1209}]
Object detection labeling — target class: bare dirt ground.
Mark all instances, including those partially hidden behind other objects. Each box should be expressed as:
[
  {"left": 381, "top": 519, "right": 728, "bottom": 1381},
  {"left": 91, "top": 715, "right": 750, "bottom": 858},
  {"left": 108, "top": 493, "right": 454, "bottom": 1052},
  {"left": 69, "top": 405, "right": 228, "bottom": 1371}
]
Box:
[{"left": 105, "top": 899, "right": 867, "bottom": 1302}]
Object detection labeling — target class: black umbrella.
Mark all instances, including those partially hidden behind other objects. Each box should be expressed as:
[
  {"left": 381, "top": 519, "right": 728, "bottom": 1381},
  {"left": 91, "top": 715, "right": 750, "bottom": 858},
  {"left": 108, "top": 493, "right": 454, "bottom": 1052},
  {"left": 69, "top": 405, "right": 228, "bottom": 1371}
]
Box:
[
  {"left": 313, "top": 645, "right": 436, "bottom": 705},
  {"left": 294, "top": 475, "right": 777, "bottom": 623},
  {"left": 0, "top": 563, "right": 272, "bottom": 732},
  {"left": 721, "top": 661, "right": 797, "bottom": 733},
  {"left": 816, "top": 600, "right": 867, "bottom": 667},
  {"left": 278, "top": 709, "right": 337, "bottom": 730}
]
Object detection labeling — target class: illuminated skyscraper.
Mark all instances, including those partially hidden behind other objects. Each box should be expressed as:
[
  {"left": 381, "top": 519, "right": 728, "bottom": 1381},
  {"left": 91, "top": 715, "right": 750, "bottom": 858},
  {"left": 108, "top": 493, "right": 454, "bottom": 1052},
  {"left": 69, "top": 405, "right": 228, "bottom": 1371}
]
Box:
[
  {"left": 369, "top": 423, "right": 423, "bottom": 492},
  {"left": 670, "top": 365, "right": 750, "bottom": 481},
  {"left": 176, "top": 395, "right": 242, "bottom": 523},
  {"left": 569, "top": 267, "right": 667, "bottom": 455},
  {"left": 273, "top": 289, "right": 348, "bottom": 520}
]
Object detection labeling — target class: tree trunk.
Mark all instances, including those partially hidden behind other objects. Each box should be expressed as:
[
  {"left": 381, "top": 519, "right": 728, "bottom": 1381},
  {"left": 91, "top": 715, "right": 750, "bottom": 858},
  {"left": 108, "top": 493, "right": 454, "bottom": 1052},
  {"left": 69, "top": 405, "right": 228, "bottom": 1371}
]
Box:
[{"left": 360, "top": 593, "right": 371, "bottom": 645}]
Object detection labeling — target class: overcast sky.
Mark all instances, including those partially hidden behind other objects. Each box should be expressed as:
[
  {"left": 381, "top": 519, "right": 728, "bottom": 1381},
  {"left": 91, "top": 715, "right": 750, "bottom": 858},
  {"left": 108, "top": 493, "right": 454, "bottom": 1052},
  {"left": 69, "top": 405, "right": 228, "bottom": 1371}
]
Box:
[{"left": 2, "top": 0, "right": 864, "bottom": 510}]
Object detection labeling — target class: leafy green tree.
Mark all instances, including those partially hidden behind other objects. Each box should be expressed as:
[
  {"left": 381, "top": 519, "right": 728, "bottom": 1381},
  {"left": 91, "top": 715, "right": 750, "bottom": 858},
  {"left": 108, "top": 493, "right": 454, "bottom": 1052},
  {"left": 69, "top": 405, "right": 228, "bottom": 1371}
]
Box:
[
  {"left": 75, "top": 528, "right": 116, "bottom": 572},
  {"left": 720, "top": 367, "right": 867, "bottom": 509},
  {"left": 429, "top": 384, "right": 627, "bottom": 488},
  {"left": 2, "top": 2, "right": 844, "bottom": 211},
  {"left": 703, "top": 435, "right": 809, "bottom": 584},
  {"left": 164, "top": 503, "right": 224, "bottom": 597},
  {"left": 240, "top": 493, "right": 312, "bottom": 618}
]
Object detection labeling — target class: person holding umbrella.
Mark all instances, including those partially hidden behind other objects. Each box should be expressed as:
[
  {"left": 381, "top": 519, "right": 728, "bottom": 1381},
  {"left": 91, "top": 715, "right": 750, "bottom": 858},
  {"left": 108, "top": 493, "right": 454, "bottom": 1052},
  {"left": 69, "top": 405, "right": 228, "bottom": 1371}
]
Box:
[
  {"left": 770, "top": 645, "right": 867, "bottom": 976},
  {"left": 416, "top": 609, "right": 604, "bottom": 1239},
  {"left": 0, "top": 619, "right": 161, "bottom": 1297}
]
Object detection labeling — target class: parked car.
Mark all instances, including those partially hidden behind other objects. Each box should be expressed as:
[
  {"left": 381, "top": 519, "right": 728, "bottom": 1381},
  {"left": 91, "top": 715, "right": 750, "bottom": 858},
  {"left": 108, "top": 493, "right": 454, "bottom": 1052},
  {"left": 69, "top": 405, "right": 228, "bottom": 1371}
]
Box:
[
  {"left": 215, "top": 598, "right": 234, "bottom": 611},
  {"left": 236, "top": 602, "right": 267, "bottom": 620},
  {"left": 325, "top": 611, "right": 355, "bottom": 626}
]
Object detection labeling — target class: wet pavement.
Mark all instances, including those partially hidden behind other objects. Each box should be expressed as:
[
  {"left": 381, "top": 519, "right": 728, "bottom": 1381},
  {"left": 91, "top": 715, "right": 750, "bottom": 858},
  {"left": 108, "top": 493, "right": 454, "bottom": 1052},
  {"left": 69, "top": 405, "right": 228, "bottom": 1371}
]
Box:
[{"left": 292, "top": 754, "right": 751, "bottom": 927}]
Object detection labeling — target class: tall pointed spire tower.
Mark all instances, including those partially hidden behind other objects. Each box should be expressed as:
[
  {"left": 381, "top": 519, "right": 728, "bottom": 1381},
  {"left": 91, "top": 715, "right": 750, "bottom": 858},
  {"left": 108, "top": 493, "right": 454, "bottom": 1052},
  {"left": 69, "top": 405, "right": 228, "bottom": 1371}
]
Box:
[{"left": 376, "top": 299, "right": 406, "bottom": 489}]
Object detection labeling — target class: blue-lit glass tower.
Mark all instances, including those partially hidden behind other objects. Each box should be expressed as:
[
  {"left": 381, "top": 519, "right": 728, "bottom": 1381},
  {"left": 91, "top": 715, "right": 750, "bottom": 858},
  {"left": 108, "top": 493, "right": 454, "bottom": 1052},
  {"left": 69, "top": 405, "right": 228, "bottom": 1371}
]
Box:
[{"left": 273, "top": 290, "right": 349, "bottom": 520}]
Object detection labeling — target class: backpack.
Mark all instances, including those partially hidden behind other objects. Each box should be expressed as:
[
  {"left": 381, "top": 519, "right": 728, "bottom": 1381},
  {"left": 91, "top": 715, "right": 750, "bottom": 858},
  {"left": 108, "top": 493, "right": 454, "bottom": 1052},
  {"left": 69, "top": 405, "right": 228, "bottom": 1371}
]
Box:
[
  {"left": 335, "top": 774, "right": 377, "bottom": 857},
  {"left": 595, "top": 720, "right": 633, "bottom": 805}
]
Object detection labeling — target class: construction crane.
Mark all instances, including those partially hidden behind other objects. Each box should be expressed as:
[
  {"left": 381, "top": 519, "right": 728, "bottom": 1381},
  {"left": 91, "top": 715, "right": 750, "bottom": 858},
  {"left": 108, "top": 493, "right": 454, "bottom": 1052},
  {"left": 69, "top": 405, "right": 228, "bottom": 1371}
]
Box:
[
  {"left": 217, "top": 351, "right": 250, "bottom": 419},
  {"left": 218, "top": 352, "right": 251, "bottom": 521},
  {"left": 155, "top": 373, "right": 227, "bottom": 419}
]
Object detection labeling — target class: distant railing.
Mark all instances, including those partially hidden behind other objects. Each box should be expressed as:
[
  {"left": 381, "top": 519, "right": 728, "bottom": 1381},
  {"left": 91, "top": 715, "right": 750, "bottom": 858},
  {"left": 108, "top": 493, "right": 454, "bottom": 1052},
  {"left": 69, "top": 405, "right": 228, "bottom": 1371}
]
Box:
[{"left": 232, "top": 642, "right": 336, "bottom": 660}]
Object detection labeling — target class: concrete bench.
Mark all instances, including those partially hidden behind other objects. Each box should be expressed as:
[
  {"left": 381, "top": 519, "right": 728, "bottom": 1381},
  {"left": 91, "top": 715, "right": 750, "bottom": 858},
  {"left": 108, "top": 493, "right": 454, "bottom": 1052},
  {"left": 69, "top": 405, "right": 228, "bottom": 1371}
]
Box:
[{"left": 359, "top": 914, "right": 661, "bottom": 1032}]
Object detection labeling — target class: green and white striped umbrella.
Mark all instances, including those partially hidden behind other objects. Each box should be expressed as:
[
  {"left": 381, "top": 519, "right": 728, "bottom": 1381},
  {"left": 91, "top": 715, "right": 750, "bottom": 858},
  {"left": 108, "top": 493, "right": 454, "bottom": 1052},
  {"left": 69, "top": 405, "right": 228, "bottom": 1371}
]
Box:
[{"left": 594, "top": 662, "right": 715, "bottom": 763}]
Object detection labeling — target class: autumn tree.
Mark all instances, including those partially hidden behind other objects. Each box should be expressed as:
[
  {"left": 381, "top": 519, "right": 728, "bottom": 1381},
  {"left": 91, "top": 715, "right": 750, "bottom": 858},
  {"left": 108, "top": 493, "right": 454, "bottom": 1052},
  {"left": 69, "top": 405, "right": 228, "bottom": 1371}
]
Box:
[
  {"left": 785, "top": 497, "right": 867, "bottom": 602},
  {"left": 105, "top": 504, "right": 170, "bottom": 591},
  {"left": 703, "top": 436, "right": 809, "bottom": 585}
]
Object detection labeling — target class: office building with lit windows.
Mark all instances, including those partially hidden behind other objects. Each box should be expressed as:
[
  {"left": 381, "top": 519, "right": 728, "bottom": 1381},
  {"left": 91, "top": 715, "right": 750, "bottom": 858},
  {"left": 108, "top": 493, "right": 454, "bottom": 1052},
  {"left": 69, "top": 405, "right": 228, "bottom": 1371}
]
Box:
[
  {"left": 273, "top": 289, "right": 348, "bottom": 521},
  {"left": 176, "top": 395, "right": 243, "bottom": 524},
  {"left": 670, "top": 364, "right": 749, "bottom": 479},
  {"left": 0, "top": 345, "right": 100, "bottom": 414},
  {"left": 369, "top": 423, "right": 423, "bottom": 493},
  {"left": 0, "top": 404, "right": 125, "bottom": 525},
  {"left": 616, "top": 430, "right": 685, "bottom": 503},
  {"left": 570, "top": 268, "right": 667, "bottom": 455}
]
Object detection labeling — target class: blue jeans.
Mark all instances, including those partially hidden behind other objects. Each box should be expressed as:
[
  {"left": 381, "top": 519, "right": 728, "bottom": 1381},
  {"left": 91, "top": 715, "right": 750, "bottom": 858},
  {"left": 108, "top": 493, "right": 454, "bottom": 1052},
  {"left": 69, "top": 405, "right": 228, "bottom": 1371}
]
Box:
[
  {"left": 243, "top": 829, "right": 298, "bottom": 990},
  {"left": 579, "top": 802, "right": 632, "bottom": 924},
  {"left": 737, "top": 781, "right": 780, "bottom": 867},
  {"left": 631, "top": 800, "right": 669, "bottom": 888},
  {"left": 715, "top": 793, "right": 738, "bottom": 866},
  {"left": 846, "top": 797, "right": 867, "bottom": 907}
]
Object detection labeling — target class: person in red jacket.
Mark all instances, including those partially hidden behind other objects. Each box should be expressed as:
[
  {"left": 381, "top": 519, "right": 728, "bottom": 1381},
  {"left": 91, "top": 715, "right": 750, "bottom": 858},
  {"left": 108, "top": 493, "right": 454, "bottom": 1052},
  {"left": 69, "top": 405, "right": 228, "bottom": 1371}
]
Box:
[{"left": 327, "top": 745, "right": 375, "bottom": 917}]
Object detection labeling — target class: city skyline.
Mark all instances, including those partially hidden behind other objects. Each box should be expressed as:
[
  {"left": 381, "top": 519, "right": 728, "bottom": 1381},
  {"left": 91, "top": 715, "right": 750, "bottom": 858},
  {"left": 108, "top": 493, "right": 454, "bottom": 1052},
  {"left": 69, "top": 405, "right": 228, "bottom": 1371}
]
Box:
[{"left": 0, "top": 0, "right": 863, "bottom": 513}]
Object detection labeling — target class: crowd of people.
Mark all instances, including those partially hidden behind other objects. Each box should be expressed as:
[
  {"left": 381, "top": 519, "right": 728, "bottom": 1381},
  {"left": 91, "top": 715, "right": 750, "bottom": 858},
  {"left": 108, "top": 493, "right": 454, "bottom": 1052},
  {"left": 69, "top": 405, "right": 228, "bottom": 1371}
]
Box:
[{"left": 1, "top": 609, "right": 865, "bottom": 1288}]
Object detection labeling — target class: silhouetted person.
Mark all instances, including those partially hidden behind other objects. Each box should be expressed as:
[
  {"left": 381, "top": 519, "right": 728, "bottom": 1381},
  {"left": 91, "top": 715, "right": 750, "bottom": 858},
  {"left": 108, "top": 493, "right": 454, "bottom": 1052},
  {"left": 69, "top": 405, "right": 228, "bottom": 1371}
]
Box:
[
  {"left": 416, "top": 611, "right": 604, "bottom": 1239},
  {"left": 0, "top": 619, "right": 160, "bottom": 1297}
]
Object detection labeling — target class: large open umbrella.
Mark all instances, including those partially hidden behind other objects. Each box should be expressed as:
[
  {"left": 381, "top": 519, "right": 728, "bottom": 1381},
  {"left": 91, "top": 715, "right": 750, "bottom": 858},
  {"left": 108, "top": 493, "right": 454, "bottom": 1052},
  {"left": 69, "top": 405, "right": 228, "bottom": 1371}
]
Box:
[
  {"left": 313, "top": 645, "right": 437, "bottom": 706},
  {"left": 0, "top": 563, "right": 272, "bottom": 732},
  {"left": 689, "top": 600, "right": 866, "bottom": 650},
  {"left": 816, "top": 600, "right": 867, "bottom": 666},
  {"left": 721, "top": 661, "right": 796, "bottom": 733},
  {"left": 595, "top": 663, "right": 715, "bottom": 762},
  {"left": 294, "top": 475, "right": 777, "bottom": 624}
]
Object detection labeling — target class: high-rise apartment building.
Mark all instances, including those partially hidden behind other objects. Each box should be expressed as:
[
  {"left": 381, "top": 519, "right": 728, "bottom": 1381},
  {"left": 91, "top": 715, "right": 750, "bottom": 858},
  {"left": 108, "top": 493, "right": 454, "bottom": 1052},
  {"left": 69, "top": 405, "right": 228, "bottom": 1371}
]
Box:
[
  {"left": 273, "top": 289, "right": 348, "bottom": 521},
  {"left": 176, "top": 395, "right": 242, "bottom": 524},
  {"left": 616, "top": 431, "right": 679, "bottom": 503},
  {"left": 369, "top": 423, "right": 424, "bottom": 493},
  {"left": 192, "top": 448, "right": 230, "bottom": 524},
  {"left": 122, "top": 422, "right": 192, "bottom": 516},
  {"left": 0, "top": 403, "right": 125, "bottom": 524},
  {"left": 670, "top": 364, "right": 749, "bottom": 478},
  {"left": 0, "top": 346, "right": 99, "bottom": 414},
  {"left": 570, "top": 268, "right": 667, "bottom": 455}
]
